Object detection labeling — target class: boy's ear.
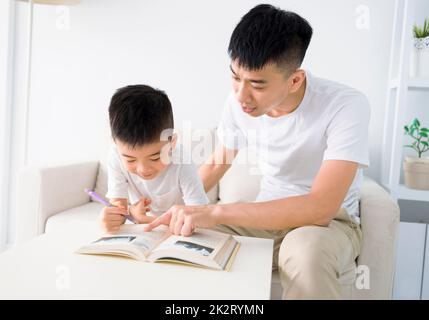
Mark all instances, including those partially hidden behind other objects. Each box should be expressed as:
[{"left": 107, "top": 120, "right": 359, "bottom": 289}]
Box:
[{"left": 170, "top": 133, "right": 178, "bottom": 149}]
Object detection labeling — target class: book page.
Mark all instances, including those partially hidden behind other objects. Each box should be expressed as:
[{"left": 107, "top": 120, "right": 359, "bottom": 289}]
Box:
[
  {"left": 77, "top": 226, "right": 240, "bottom": 270},
  {"left": 102, "top": 224, "right": 170, "bottom": 256},
  {"left": 150, "top": 228, "right": 229, "bottom": 259},
  {"left": 145, "top": 228, "right": 238, "bottom": 270}
]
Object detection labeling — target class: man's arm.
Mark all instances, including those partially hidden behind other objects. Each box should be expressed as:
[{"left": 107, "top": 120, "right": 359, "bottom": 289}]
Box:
[
  {"left": 216, "top": 160, "right": 358, "bottom": 229},
  {"left": 198, "top": 144, "right": 238, "bottom": 192},
  {"left": 145, "top": 160, "right": 359, "bottom": 235}
]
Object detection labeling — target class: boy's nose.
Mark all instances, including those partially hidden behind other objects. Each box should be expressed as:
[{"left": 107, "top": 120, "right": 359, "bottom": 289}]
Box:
[
  {"left": 136, "top": 164, "right": 149, "bottom": 175},
  {"left": 138, "top": 169, "right": 149, "bottom": 176}
]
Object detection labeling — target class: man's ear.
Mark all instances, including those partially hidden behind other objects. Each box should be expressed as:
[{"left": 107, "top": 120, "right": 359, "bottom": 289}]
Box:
[{"left": 287, "top": 69, "right": 306, "bottom": 94}]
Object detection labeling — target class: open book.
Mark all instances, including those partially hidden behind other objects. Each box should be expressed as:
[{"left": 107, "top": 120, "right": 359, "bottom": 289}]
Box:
[{"left": 76, "top": 224, "right": 240, "bottom": 271}]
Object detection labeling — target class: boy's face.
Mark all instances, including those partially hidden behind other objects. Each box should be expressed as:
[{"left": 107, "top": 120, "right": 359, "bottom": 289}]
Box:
[
  {"left": 116, "top": 138, "right": 175, "bottom": 180},
  {"left": 230, "top": 60, "right": 305, "bottom": 117}
]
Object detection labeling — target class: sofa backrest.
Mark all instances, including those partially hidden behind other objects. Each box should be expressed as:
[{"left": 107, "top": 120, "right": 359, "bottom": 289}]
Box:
[{"left": 218, "top": 147, "right": 261, "bottom": 203}]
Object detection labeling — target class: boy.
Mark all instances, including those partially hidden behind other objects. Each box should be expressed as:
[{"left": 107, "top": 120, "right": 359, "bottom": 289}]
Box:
[{"left": 101, "top": 84, "right": 209, "bottom": 233}]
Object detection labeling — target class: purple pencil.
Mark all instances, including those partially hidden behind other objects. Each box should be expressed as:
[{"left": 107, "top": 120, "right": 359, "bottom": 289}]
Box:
[{"left": 84, "top": 188, "right": 135, "bottom": 223}]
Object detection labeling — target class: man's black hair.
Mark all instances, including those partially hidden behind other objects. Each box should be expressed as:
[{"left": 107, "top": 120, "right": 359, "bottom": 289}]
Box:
[
  {"left": 108, "top": 84, "right": 174, "bottom": 147},
  {"left": 228, "top": 4, "right": 313, "bottom": 71}
]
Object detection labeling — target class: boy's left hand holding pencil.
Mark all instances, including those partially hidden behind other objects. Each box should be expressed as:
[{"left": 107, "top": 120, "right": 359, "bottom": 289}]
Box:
[
  {"left": 100, "top": 199, "right": 129, "bottom": 233},
  {"left": 100, "top": 197, "right": 156, "bottom": 233},
  {"left": 85, "top": 189, "right": 155, "bottom": 233}
]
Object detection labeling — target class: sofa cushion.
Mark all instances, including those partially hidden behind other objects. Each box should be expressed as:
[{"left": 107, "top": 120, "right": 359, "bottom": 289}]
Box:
[
  {"left": 45, "top": 202, "right": 103, "bottom": 234},
  {"left": 218, "top": 147, "right": 262, "bottom": 203},
  {"left": 351, "top": 177, "right": 400, "bottom": 299}
]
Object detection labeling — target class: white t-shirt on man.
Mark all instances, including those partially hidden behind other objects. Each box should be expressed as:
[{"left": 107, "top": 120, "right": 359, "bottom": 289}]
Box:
[
  {"left": 217, "top": 71, "right": 370, "bottom": 223},
  {"left": 106, "top": 145, "right": 209, "bottom": 216}
]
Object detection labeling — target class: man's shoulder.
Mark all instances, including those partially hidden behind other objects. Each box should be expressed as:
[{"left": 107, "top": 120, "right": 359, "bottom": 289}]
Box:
[
  {"left": 310, "top": 73, "right": 366, "bottom": 101},
  {"left": 308, "top": 73, "right": 370, "bottom": 114},
  {"left": 311, "top": 73, "right": 366, "bottom": 99}
]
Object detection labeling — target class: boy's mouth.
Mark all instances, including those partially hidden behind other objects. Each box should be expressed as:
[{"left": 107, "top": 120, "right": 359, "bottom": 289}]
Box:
[
  {"left": 242, "top": 106, "right": 256, "bottom": 113},
  {"left": 140, "top": 173, "right": 155, "bottom": 179}
]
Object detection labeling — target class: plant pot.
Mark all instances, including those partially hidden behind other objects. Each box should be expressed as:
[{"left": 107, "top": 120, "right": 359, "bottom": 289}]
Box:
[
  {"left": 410, "top": 36, "right": 429, "bottom": 78},
  {"left": 403, "top": 158, "right": 429, "bottom": 190},
  {"left": 405, "top": 156, "right": 429, "bottom": 164}
]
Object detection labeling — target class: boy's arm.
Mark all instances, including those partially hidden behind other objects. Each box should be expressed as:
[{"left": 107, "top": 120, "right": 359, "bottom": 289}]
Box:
[
  {"left": 108, "top": 198, "right": 128, "bottom": 209},
  {"left": 106, "top": 146, "right": 129, "bottom": 203},
  {"left": 198, "top": 144, "right": 238, "bottom": 192},
  {"left": 179, "top": 162, "right": 210, "bottom": 206},
  {"left": 101, "top": 146, "right": 131, "bottom": 230}
]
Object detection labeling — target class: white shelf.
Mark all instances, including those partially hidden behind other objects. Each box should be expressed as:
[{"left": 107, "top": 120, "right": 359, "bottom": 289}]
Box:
[
  {"left": 389, "top": 78, "right": 429, "bottom": 90},
  {"left": 396, "top": 184, "right": 429, "bottom": 202},
  {"left": 382, "top": 1, "right": 429, "bottom": 205}
]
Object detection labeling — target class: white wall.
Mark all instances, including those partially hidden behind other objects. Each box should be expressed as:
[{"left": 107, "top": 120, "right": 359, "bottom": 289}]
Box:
[
  {"left": 12, "top": 0, "right": 394, "bottom": 171},
  {"left": 9, "top": 0, "right": 401, "bottom": 241}
]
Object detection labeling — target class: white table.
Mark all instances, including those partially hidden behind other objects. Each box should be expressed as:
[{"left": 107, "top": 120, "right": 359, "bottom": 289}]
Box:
[{"left": 0, "top": 228, "right": 274, "bottom": 299}]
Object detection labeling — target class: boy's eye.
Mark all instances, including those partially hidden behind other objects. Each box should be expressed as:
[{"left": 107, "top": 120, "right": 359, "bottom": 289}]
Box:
[
  {"left": 126, "top": 159, "right": 136, "bottom": 163},
  {"left": 150, "top": 157, "right": 161, "bottom": 162}
]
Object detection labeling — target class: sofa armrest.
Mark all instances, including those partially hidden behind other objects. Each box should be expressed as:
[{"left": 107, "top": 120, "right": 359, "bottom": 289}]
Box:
[
  {"left": 354, "top": 177, "right": 400, "bottom": 299},
  {"left": 15, "top": 161, "right": 99, "bottom": 244}
]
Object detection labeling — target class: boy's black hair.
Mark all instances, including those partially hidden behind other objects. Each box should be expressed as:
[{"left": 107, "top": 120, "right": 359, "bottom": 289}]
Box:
[
  {"left": 108, "top": 85, "right": 174, "bottom": 147},
  {"left": 228, "top": 4, "right": 313, "bottom": 72}
]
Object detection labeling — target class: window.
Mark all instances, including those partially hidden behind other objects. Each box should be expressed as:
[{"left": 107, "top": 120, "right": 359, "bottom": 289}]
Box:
[{"left": 0, "top": 0, "right": 15, "bottom": 251}]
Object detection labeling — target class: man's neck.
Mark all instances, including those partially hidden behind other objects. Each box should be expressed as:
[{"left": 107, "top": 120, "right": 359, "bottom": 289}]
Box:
[{"left": 267, "top": 77, "right": 307, "bottom": 118}]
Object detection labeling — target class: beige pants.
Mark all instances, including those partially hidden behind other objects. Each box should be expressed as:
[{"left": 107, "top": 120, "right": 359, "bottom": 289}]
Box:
[{"left": 214, "top": 208, "right": 362, "bottom": 299}]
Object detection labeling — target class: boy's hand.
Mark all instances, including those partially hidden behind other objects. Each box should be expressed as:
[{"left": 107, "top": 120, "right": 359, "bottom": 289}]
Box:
[
  {"left": 99, "top": 200, "right": 127, "bottom": 233},
  {"left": 129, "top": 197, "right": 156, "bottom": 224}
]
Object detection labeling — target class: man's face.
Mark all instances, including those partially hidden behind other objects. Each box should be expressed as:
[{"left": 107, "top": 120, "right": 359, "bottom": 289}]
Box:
[
  {"left": 116, "top": 139, "right": 173, "bottom": 180},
  {"left": 230, "top": 60, "right": 297, "bottom": 117}
]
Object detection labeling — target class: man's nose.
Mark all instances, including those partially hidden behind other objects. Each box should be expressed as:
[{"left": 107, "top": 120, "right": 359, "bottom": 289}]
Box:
[{"left": 235, "top": 82, "right": 252, "bottom": 105}]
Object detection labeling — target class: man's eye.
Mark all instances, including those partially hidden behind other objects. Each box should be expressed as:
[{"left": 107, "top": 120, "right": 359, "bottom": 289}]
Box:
[
  {"left": 232, "top": 76, "right": 240, "bottom": 81},
  {"left": 126, "top": 160, "right": 136, "bottom": 163},
  {"left": 253, "top": 86, "right": 265, "bottom": 90},
  {"left": 150, "top": 157, "right": 161, "bottom": 162}
]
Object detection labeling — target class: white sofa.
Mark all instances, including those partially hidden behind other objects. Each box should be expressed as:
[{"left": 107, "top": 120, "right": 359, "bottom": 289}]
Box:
[{"left": 16, "top": 136, "right": 400, "bottom": 299}]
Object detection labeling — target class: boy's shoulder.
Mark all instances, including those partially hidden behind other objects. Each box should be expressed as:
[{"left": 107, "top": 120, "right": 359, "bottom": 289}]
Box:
[
  {"left": 107, "top": 144, "right": 123, "bottom": 165},
  {"left": 170, "top": 145, "right": 199, "bottom": 169}
]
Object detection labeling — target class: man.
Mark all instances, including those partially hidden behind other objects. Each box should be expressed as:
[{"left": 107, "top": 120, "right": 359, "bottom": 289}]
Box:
[{"left": 146, "top": 4, "right": 370, "bottom": 299}]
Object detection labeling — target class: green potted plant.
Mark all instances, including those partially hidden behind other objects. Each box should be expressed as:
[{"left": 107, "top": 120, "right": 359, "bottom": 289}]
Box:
[
  {"left": 410, "top": 18, "right": 429, "bottom": 78},
  {"left": 403, "top": 118, "right": 429, "bottom": 190}
]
